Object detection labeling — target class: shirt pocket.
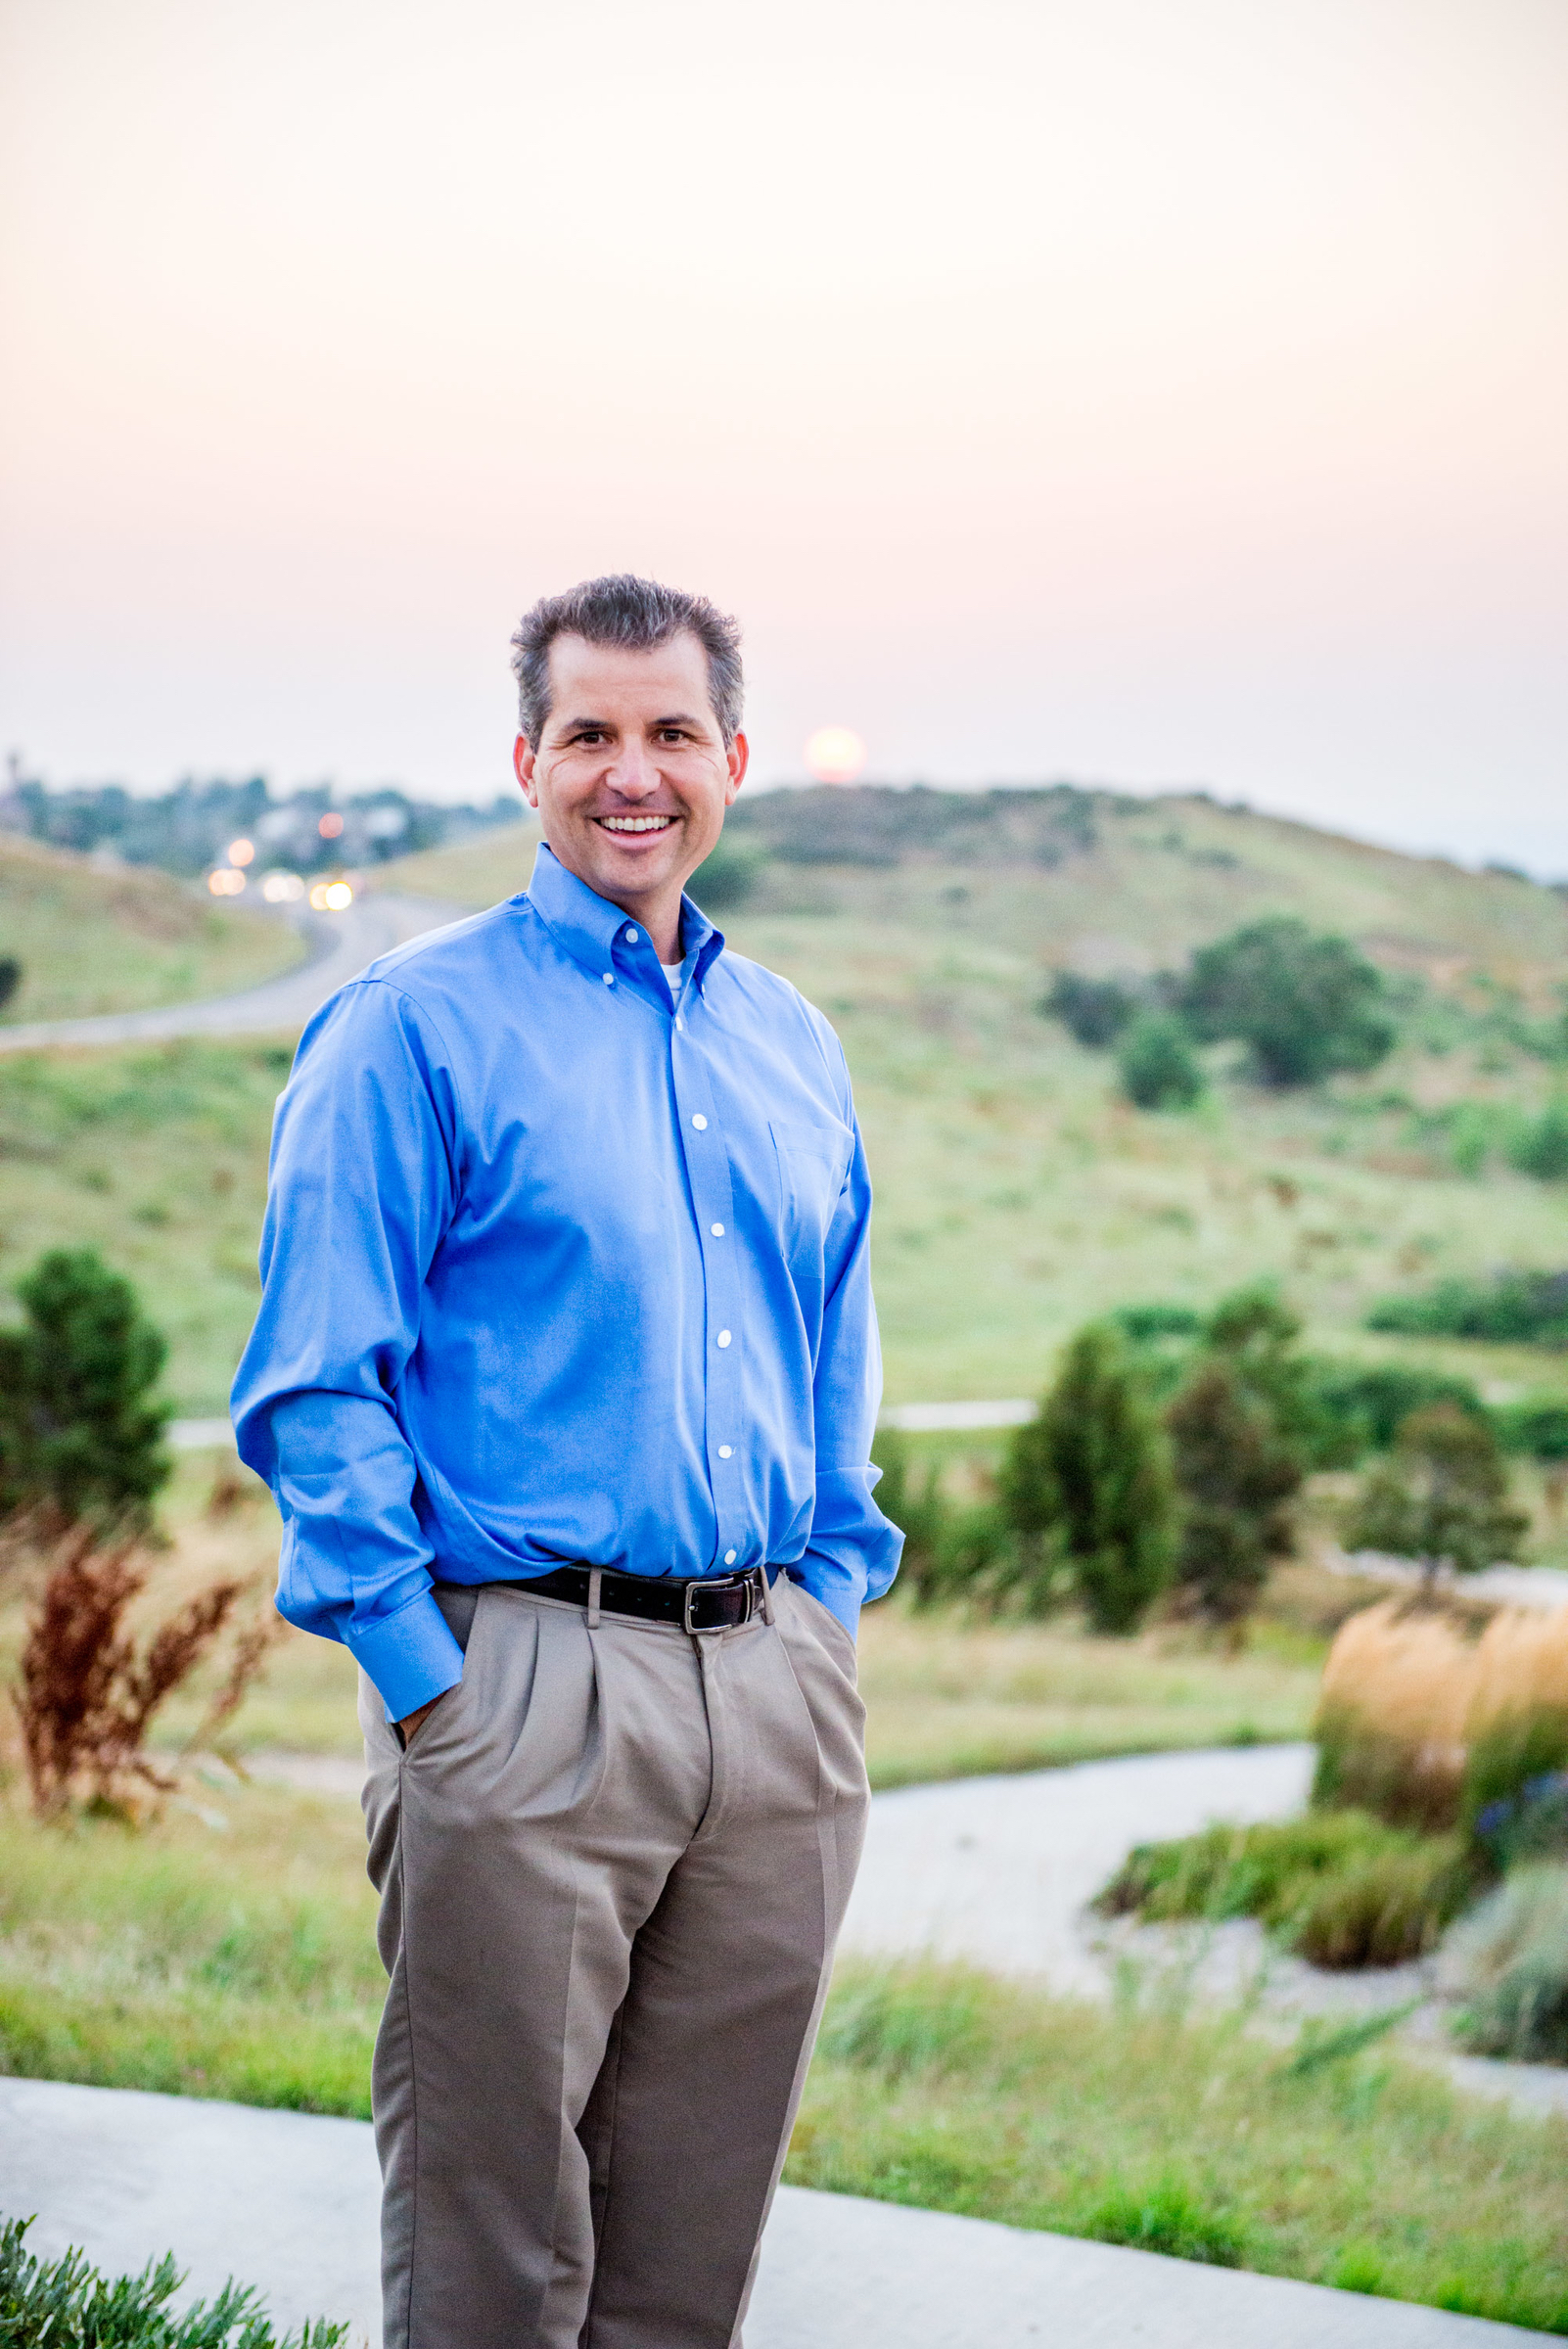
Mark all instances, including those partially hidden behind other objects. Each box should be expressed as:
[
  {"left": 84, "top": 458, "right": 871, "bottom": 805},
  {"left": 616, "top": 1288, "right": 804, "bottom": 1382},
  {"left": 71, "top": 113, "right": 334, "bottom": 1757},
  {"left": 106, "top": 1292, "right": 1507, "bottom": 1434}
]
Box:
[{"left": 769, "top": 1117, "right": 853, "bottom": 1258}]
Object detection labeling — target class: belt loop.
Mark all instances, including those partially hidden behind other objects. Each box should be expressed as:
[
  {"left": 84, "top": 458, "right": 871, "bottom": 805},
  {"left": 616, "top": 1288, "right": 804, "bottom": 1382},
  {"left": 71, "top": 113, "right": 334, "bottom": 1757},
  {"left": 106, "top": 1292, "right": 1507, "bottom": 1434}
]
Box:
[
  {"left": 587, "top": 1569, "right": 602, "bottom": 1629},
  {"left": 760, "top": 1564, "right": 775, "bottom": 1626}
]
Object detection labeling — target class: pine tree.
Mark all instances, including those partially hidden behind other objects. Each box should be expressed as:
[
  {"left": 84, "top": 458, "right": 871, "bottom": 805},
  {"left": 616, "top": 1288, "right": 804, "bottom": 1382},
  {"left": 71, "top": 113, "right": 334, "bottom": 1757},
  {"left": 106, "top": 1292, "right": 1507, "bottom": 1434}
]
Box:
[
  {"left": 1166, "top": 1358, "right": 1301, "bottom": 1626},
  {"left": 0, "top": 1249, "right": 172, "bottom": 1525},
  {"left": 1001, "top": 1324, "right": 1177, "bottom": 1632}
]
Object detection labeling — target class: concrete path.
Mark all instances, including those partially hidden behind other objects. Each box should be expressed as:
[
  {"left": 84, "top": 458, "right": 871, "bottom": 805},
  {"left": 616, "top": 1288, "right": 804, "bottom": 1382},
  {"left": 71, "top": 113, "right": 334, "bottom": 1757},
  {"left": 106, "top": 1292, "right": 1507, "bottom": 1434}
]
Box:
[
  {"left": 838, "top": 1742, "right": 1315, "bottom": 1993},
  {"left": 0, "top": 2076, "right": 1539, "bottom": 2348},
  {"left": 0, "top": 893, "right": 459, "bottom": 1053}
]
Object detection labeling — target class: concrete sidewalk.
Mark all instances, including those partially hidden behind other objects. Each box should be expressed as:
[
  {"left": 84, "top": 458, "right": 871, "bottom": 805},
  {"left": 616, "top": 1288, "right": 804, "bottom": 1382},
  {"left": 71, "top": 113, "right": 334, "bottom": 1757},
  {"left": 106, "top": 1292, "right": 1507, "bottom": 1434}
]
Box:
[{"left": 1, "top": 2076, "right": 1542, "bottom": 2347}]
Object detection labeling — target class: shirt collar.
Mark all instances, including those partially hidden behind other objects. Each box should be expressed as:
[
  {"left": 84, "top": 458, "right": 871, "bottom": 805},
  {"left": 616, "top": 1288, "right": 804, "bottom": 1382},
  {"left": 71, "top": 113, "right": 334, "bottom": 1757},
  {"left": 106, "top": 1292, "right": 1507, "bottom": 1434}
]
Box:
[{"left": 524, "top": 842, "right": 724, "bottom": 996}]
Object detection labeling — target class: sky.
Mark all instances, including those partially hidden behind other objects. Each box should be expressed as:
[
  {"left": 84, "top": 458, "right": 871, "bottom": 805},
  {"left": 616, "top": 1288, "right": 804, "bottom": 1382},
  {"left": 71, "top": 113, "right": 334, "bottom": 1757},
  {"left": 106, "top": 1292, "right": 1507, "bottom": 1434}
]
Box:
[{"left": 2, "top": 0, "right": 1566, "bottom": 870}]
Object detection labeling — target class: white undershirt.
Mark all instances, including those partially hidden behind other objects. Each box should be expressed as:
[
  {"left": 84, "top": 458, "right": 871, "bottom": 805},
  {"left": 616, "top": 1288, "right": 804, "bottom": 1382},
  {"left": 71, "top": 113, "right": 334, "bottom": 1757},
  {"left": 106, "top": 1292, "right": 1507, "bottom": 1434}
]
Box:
[{"left": 660, "top": 955, "right": 690, "bottom": 1013}]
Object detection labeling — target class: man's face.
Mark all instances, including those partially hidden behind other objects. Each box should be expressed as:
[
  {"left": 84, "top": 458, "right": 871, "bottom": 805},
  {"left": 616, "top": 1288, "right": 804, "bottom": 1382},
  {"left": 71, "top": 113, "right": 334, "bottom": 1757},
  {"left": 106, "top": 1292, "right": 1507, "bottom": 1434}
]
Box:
[{"left": 514, "top": 629, "right": 747, "bottom": 920}]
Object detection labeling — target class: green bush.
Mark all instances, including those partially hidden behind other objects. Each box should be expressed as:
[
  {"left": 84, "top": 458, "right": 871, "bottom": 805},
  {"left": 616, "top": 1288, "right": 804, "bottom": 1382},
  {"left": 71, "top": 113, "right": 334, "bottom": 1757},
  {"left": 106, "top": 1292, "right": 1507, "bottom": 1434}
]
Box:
[
  {"left": 1166, "top": 1359, "right": 1301, "bottom": 1626},
  {"left": 999, "top": 1324, "right": 1176, "bottom": 1632},
  {"left": 1307, "top": 1363, "right": 1485, "bottom": 1461},
  {"left": 869, "top": 1428, "right": 951, "bottom": 1603},
  {"left": 1507, "top": 1100, "right": 1568, "bottom": 1182},
  {"left": 1177, "top": 917, "right": 1395, "bottom": 1088},
  {"left": 0, "top": 1249, "right": 172, "bottom": 1524},
  {"left": 1040, "top": 971, "right": 1142, "bottom": 1049},
  {"left": 0, "top": 2215, "right": 347, "bottom": 2347},
  {"left": 1117, "top": 1011, "right": 1204, "bottom": 1110},
  {"left": 686, "top": 833, "right": 766, "bottom": 911},
  {"left": 0, "top": 955, "right": 22, "bottom": 1012},
  {"left": 1444, "top": 1864, "right": 1568, "bottom": 2064},
  {"left": 1366, "top": 1269, "right": 1568, "bottom": 1349},
  {"left": 1490, "top": 1398, "right": 1568, "bottom": 1460},
  {"left": 1095, "top": 1811, "right": 1472, "bottom": 1968}
]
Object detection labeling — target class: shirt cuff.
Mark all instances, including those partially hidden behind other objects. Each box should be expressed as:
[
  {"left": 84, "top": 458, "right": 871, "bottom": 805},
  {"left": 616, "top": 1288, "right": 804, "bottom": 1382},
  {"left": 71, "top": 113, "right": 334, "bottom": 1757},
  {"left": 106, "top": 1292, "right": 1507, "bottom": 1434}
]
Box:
[{"left": 346, "top": 1588, "right": 466, "bottom": 1722}]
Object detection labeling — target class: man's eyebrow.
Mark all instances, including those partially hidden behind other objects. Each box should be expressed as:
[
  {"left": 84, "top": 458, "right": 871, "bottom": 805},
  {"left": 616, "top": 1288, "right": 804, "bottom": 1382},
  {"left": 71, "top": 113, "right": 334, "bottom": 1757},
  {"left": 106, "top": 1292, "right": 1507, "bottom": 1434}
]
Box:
[{"left": 649, "top": 712, "right": 707, "bottom": 730}]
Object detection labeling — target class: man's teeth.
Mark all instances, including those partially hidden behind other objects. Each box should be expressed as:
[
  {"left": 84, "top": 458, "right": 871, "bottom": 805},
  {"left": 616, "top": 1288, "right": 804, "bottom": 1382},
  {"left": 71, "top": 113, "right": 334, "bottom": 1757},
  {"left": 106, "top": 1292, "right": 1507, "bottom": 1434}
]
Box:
[{"left": 600, "top": 815, "right": 674, "bottom": 832}]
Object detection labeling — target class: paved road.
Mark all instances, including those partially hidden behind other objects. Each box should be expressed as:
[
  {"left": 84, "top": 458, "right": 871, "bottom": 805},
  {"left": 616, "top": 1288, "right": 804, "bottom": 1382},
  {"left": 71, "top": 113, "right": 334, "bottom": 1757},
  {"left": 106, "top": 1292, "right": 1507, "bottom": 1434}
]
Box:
[
  {"left": 0, "top": 893, "right": 460, "bottom": 1053},
  {"left": 0, "top": 2076, "right": 1538, "bottom": 2349}
]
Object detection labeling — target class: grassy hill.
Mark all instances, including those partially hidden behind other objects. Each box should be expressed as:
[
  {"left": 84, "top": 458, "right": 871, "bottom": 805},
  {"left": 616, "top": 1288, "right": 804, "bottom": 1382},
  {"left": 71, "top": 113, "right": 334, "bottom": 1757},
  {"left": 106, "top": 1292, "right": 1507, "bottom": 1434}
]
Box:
[
  {"left": 1, "top": 789, "right": 1564, "bottom": 1419},
  {"left": 0, "top": 832, "right": 309, "bottom": 1023}
]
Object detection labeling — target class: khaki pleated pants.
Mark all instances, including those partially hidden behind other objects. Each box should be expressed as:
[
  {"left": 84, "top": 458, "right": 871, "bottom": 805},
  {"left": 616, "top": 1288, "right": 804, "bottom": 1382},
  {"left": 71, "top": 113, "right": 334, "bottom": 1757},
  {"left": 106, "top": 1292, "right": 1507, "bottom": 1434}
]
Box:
[{"left": 359, "top": 1572, "right": 870, "bottom": 2349}]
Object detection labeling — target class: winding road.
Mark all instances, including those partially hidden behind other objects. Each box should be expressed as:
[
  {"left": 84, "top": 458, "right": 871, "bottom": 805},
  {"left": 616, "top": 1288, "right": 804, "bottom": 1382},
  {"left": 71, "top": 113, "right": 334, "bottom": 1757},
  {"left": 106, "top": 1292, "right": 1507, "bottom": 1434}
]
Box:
[{"left": 0, "top": 891, "right": 463, "bottom": 1054}]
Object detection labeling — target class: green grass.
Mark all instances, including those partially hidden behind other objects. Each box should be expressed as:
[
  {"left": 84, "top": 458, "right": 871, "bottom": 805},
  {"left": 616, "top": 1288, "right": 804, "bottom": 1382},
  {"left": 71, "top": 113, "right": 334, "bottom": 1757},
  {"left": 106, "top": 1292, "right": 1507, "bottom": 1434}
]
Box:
[
  {"left": 0, "top": 1041, "right": 289, "bottom": 1413},
  {"left": 790, "top": 1960, "right": 1568, "bottom": 2333},
  {"left": 1095, "top": 1811, "right": 1475, "bottom": 1966},
  {"left": 0, "top": 834, "right": 307, "bottom": 1025},
  {"left": 2, "top": 1790, "right": 1566, "bottom": 2330}
]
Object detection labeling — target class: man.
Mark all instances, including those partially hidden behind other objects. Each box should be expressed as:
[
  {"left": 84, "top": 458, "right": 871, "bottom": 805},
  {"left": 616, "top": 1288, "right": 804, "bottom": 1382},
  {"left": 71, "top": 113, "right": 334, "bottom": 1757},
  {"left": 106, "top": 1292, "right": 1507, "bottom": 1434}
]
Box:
[{"left": 232, "top": 574, "right": 900, "bottom": 2349}]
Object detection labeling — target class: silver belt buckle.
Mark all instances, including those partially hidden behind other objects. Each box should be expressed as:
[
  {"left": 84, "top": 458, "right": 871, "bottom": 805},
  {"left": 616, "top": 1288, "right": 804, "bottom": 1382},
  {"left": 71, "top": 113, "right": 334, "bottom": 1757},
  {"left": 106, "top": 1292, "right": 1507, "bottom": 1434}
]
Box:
[{"left": 683, "top": 1572, "right": 754, "bottom": 1635}]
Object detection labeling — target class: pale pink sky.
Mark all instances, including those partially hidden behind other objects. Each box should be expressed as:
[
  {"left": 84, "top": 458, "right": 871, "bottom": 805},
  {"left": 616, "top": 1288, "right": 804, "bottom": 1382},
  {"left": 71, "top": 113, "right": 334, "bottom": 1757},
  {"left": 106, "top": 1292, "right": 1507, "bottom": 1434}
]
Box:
[{"left": 2, "top": 0, "right": 1565, "bottom": 868}]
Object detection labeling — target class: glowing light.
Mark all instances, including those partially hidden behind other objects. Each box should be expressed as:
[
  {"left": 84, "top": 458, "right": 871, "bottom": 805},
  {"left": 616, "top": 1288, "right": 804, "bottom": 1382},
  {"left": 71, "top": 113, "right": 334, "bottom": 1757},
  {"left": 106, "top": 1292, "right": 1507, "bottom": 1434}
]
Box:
[
  {"left": 208, "top": 867, "right": 246, "bottom": 896},
  {"left": 310, "top": 880, "right": 355, "bottom": 910},
  {"left": 318, "top": 811, "right": 345, "bottom": 839},
  {"left": 226, "top": 837, "right": 255, "bottom": 866},
  {"left": 261, "top": 871, "right": 306, "bottom": 903},
  {"left": 805, "top": 727, "right": 866, "bottom": 784}
]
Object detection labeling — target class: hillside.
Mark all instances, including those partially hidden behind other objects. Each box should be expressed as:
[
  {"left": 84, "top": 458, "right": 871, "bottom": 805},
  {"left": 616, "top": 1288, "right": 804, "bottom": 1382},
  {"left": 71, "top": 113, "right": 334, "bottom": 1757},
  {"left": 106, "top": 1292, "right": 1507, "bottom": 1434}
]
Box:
[
  {"left": 0, "top": 832, "right": 309, "bottom": 1023},
  {"left": 2, "top": 788, "right": 1564, "bottom": 1420},
  {"left": 389, "top": 791, "right": 1568, "bottom": 1412}
]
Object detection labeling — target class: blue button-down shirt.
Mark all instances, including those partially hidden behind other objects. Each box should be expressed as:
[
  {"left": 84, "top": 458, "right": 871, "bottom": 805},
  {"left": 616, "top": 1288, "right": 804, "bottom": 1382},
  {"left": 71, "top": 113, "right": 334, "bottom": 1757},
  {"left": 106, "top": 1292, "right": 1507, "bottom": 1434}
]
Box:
[{"left": 232, "top": 843, "right": 901, "bottom": 1720}]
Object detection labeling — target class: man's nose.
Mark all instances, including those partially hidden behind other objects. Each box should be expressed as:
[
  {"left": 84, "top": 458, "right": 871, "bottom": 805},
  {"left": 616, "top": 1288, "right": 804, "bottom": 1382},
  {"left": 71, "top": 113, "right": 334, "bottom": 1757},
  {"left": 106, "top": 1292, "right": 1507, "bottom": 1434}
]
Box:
[{"left": 604, "top": 741, "right": 661, "bottom": 799}]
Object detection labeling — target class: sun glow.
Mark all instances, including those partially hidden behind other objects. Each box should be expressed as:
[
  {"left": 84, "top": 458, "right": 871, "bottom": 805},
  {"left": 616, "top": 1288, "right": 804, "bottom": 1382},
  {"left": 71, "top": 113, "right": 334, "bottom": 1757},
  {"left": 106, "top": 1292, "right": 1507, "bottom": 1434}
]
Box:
[{"left": 805, "top": 728, "right": 867, "bottom": 785}]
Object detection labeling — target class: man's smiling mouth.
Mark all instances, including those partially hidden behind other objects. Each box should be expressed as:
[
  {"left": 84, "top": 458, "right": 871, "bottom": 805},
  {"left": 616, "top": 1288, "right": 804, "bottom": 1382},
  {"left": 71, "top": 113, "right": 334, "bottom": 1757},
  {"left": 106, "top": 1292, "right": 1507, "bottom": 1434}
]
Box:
[{"left": 598, "top": 814, "right": 675, "bottom": 833}]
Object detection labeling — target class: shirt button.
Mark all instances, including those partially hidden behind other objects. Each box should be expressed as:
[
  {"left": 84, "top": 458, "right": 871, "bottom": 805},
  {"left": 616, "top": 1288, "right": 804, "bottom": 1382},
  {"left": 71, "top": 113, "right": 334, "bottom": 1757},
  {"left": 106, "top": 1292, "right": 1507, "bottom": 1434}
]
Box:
[
  {"left": 675, "top": 1016, "right": 685, "bottom": 1032},
  {"left": 716, "top": 1329, "right": 731, "bottom": 1348},
  {"left": 724, "top": 1549, "right": 738, "bottom": 1564},
  {"left": 710, "top": 1221, "right": 725, "bottom": 1237},
  {"left": 691, "top": 1113, "right": 708, "bottom": 1130},
  {"left": 624, "top": 926, "right": 639, "bottom": 943},
  {"left": 603, "top": 972, "right": 615, "bottom": 986},
  {"left": 718, "top": 1445, "right": 732, "bottom": 1459}
]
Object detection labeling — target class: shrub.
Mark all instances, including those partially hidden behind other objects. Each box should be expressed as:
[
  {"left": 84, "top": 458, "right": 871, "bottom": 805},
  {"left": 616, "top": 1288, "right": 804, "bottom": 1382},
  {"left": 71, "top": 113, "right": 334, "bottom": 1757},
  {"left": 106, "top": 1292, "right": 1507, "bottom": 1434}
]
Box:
[
  {"left": 1095, "top": 1810, "right": 1469, "bottom": 1967},
  {"left": 1177, "top": 917, "right": 1395, "bottom": 1087},
  {"left": 0, "top": 1249, "right": 172, "bottom": 1526},
  {"left": 1117, "top": 1011, "right": 1204, "bottom": 1110},
  {"left": 1442, "top": 1864, "right": 1568, "bottom": 2063},
  {"left": 1365, "top": 1268, "right": 1568, "bottom": 1349},
  {"left": 1312, "top": 1600, "right": 1474, "bottom": 1832},
  {"left": 15, "top": 1521, "right": 276, "bottom": 1820},
  {"left": 1507, "top": 1099, "right": 1568, "bottom": 1182},
  {"left": 1461, "top": 1607, "right": 1568, "bottom": 1838},
  {"left": 0, "top": 2213, "right": 348, "bottom": 2347},
  {"left": 999, "top": 1324, "right": 1176, "bottom": 1633},
  {"left": 1490, "top": 1398, "right": 1568, "bottom": 1460},
  {"left": 1308, "top": 1363, "right": 1485, "bottom": 1461},
  {"left": 869, "top": 1428, "right": 950, "bottom": 1604},
  {"left": 686, "top": 832, "right": 766, "bottom": 911},
  {"left": 1166, "top": 1359, "right": 1301, "bottom": 1627},
  {"left": 1040, "top": 970, "right": 1142, "bottom": 1049},
  {"left": 0, "top": 954, "right": 21, "bottom": 1012},
  {"left": 1342, "top": 1405, "right": 1528, "bottom": 1587}
]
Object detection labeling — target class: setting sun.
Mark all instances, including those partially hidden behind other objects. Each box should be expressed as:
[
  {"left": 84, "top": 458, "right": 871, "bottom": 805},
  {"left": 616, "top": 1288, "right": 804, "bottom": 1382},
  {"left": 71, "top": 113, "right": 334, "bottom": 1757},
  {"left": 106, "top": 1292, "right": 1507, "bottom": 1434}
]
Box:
[{"left": 805, "top": 727, "right": 867, "bottom": 785}]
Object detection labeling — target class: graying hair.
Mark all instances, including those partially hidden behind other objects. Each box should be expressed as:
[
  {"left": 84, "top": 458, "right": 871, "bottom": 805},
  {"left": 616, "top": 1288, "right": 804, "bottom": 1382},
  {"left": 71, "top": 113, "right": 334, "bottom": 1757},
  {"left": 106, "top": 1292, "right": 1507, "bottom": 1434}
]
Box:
[{"left": 509, "top": 574, "right": 745, "bottom": 748}]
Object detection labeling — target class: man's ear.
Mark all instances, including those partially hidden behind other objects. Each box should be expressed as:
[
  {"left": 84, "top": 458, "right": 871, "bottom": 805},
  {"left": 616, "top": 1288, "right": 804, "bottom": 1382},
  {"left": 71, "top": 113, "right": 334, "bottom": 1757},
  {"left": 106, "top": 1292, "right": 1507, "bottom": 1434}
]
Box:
[
  {"left": 724, "top": 730, "right": 750, "bottom": 806},
  {"left": 514, "top": 734, "right": 539, "bottom": 808}
]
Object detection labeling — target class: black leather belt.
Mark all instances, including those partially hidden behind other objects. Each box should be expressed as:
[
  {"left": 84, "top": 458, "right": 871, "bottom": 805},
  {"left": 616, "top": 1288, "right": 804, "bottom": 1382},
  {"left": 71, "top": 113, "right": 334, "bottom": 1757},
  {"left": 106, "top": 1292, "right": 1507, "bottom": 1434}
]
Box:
[{"left": 523, "top": 1562, "right": 770, "bottom": 1633}]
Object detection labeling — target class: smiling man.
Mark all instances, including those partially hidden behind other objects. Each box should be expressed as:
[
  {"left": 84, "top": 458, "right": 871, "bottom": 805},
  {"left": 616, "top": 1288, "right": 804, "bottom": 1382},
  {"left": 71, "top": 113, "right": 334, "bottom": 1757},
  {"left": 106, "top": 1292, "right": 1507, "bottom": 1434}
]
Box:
[{"left": 232, "top": 575, "right": 900, "bottom": 2349}]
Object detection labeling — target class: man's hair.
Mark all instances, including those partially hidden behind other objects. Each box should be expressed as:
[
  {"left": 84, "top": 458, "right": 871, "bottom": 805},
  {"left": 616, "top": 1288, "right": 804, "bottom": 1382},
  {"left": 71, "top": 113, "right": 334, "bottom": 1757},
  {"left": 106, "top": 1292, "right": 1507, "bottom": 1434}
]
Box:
[{"left": 509, "top": 574, "right": 745, "bottom": 749}]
